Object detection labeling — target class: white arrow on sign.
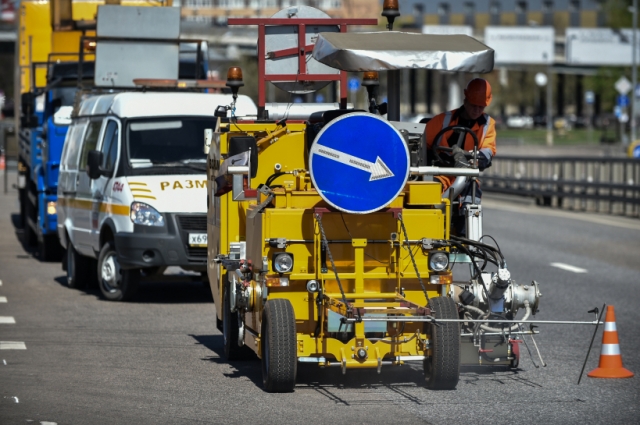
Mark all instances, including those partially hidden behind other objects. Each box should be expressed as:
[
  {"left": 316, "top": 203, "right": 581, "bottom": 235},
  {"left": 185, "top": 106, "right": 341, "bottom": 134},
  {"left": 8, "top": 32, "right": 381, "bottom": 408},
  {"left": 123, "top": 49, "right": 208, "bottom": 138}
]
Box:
[{"left": 314, "top": 145, "right": 394, "bottom": 181}]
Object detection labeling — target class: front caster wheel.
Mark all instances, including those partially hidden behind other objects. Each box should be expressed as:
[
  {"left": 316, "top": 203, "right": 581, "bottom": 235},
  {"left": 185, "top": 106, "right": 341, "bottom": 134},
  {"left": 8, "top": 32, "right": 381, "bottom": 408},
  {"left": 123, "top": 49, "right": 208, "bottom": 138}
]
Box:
[
  {"left": 261, "top": 299, "right": 297, "bottom": 393},
  {"left": 97, "top": 242, "right": 139, "bottom": 301},
  {"left": 424, "top": 296, "right": 460, "bottom": 390}
]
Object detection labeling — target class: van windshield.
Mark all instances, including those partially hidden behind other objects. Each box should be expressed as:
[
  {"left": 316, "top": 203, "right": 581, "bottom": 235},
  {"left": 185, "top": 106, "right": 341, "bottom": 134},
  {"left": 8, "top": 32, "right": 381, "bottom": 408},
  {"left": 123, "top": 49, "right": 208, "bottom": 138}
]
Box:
[{"left": 126, "top": 117, "right": 215, "bottom": 174}]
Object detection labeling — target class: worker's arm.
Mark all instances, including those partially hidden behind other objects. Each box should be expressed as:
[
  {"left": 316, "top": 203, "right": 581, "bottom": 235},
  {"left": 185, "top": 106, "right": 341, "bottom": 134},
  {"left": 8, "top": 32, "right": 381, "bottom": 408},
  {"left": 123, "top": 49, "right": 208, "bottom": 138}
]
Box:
[{"left": 477, "top": 117, "right": 497, "bottom": 171}]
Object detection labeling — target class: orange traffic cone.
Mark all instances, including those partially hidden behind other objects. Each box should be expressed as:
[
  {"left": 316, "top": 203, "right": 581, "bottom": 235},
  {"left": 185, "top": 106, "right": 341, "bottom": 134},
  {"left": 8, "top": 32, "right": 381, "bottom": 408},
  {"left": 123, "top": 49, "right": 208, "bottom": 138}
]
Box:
[{"left": 588, "top": 306, "right": 634, "bottom": 379}]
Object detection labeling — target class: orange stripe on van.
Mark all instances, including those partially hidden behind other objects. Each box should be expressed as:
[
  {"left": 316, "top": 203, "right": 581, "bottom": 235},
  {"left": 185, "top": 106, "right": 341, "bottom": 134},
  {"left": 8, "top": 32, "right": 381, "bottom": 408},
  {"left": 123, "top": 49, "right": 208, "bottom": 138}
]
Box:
[{"left": 59, "top": 198, "right": 128, "bottom": 216}]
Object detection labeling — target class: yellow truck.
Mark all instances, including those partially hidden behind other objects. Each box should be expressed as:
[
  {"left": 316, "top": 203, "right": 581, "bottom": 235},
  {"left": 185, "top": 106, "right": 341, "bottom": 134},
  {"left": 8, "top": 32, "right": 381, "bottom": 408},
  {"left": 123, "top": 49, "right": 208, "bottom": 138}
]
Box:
[{"left": 205, "top": 5, "right": 547, "bottom": 393}]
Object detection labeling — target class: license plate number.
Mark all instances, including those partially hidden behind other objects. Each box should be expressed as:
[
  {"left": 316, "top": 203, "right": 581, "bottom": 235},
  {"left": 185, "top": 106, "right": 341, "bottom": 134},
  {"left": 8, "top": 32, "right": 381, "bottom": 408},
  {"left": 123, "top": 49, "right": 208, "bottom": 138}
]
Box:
[{"left": 188, "top": 233, "right": 207, "bottom": 247}]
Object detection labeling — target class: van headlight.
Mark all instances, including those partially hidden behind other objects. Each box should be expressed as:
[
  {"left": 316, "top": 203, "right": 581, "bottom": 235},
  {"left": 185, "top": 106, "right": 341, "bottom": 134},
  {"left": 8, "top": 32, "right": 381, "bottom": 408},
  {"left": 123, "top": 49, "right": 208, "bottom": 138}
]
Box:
[
  {"left": 272, "top": 252, "right": 294, "bottom": 273},
  {"left": 130, "top": 202, "right": 165, "bottom": 227},
  {"left": 428, "top": 251, "right": 449, "bottom": 272}
]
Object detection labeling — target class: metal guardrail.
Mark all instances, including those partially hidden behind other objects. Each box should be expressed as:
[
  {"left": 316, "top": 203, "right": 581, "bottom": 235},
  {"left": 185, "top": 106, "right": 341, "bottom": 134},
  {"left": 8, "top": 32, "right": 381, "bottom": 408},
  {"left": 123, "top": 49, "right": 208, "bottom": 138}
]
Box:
[{"left": 483, "top": 155, "right": 640, "bottom": 218}]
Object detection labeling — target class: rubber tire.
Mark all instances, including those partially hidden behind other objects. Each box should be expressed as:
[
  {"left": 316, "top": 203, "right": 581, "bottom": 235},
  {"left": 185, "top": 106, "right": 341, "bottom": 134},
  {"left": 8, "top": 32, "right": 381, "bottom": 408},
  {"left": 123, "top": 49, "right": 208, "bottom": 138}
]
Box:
[
  {"left": 39, "top": 233, "right": 63, "bottom": 262},
  {"left": 18, "top": 189, "right": 26, "bottom": 229},
  {"left": 424, "top": 296, "right": 460, "bottom": 390},
  {"left": 509, "top": 340, "right": 520, "bottom": 369},
  {"left": 23, "top": 195, "right": 37, "bottom": 247},
  {"left": 261, "top": 299, "right": 297, "bottom": 393},
  {"left": 97, "top": 242, "right": 139, "bottom": 301},
  {"left": 66, "top": 242, "right": 91, "bottom": 289},
  {"left": 223, "top": 274, "right": 245, "bottom": 360}
]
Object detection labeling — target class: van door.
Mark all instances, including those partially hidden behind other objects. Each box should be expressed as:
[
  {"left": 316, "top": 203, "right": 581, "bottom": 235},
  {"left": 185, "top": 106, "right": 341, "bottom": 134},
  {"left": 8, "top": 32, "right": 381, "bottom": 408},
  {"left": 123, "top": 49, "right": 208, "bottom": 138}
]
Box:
[
  {"left": 74, "top": 119, "right": 104, "bottom": 256},
  {"left": 88, "top": 118, "right": 121, "bottom": 249},
  {"left": 57, "top": 121, "right": 87, "bottom": 244}
]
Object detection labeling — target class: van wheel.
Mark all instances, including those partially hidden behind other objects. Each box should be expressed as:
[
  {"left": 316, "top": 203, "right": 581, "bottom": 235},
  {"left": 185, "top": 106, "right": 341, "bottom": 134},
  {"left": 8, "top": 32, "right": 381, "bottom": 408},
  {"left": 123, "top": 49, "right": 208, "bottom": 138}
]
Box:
[
  {"left": 261, "top": 299, "right": 297, "bottom": 393},
  {"left": 98, "top": 242, "right": 139, "bottom": 301},
  {"left": 424, "top": 296, "right": 460, "bottom": 390},
  {"left": 66, "top": 242, "right": 91, "bottom": 289}
]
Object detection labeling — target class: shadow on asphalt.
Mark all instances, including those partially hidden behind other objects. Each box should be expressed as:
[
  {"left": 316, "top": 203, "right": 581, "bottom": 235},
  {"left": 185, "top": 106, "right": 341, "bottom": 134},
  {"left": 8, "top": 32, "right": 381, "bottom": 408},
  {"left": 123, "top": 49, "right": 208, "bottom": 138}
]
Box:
[
  {"left": 52, "top": 274, "right": 213, "bottom": 304},
  {"left": 11, "top": 212, "right": 38, "bottom": 259},
  {"left": 191, "top": 334, "right": 263, "bottom": 387},
  {"left": 190, "top": 334, "right": 532, "bottom": 397}
]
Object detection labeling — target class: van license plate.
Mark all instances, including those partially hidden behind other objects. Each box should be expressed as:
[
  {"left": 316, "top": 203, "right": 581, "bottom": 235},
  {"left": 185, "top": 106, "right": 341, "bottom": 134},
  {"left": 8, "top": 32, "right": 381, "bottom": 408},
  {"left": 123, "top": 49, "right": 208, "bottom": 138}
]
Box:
[{"left": 188, "top": 233, "right": 207, "bottom": 247}]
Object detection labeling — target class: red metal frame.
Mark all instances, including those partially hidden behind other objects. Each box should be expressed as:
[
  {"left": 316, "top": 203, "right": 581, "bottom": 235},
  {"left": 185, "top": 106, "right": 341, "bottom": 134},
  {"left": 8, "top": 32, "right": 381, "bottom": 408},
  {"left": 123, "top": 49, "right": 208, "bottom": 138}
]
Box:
[{"left": 228, "top": 17, "right": 377, "bottom": 118}]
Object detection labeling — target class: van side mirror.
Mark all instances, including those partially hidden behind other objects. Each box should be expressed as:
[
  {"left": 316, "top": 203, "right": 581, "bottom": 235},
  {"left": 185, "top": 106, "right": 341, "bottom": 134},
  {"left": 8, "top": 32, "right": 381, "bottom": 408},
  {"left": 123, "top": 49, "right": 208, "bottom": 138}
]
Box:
[{"left": 87, "top": 150, "right": 104, "bottom": 180}]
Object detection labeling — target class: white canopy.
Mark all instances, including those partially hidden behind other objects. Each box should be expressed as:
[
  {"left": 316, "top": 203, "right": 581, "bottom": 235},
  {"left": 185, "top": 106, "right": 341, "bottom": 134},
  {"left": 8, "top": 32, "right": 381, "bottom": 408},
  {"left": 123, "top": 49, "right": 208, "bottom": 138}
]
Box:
[{"left": 312, "top": 31, "right": 494, "bottom": 73}]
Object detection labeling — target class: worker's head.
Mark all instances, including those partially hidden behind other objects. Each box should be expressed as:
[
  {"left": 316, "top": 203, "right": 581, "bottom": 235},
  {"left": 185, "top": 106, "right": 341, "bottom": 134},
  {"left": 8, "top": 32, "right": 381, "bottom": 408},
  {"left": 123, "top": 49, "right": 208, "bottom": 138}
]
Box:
[{"left": 463, "top": 78, "right": 492, "bottom": 120}]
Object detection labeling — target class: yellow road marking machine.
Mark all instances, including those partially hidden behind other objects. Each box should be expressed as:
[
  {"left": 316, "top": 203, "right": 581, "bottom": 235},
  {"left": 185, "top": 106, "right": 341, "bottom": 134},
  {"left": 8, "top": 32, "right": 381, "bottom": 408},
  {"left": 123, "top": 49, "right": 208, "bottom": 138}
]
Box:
[{"left": 205, "top": 4, "right": 603, "bottom": 392}]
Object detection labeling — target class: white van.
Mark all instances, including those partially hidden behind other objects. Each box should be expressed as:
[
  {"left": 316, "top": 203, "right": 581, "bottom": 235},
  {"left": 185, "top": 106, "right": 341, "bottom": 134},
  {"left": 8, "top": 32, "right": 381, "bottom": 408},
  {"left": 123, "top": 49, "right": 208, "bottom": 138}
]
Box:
[{"left": 57, "top": 91, "right": 257, "bottom": 301}]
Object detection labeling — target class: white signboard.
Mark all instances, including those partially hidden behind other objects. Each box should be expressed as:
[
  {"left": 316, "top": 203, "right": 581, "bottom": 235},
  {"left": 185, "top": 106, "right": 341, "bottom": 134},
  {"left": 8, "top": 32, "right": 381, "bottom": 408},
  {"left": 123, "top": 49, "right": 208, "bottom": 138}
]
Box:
[
  {"left": 422, "top": 25, "right": 473, "bottom": 36},
  {"left": 484, "top": 26, "right": 555, "bottom": 65},
  {"left": 615, "top": 76, "right": 632, "bottom": 95},
  {"left": 566, "top": 28, "right": 640, "bottom": 66}
]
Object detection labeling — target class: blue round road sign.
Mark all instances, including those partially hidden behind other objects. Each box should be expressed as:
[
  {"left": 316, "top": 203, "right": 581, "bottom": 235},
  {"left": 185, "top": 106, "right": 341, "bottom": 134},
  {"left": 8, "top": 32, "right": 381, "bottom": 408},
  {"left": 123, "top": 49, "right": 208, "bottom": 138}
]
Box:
[{"left": 309, "top": 112, "right": 410, "bottom": 214}]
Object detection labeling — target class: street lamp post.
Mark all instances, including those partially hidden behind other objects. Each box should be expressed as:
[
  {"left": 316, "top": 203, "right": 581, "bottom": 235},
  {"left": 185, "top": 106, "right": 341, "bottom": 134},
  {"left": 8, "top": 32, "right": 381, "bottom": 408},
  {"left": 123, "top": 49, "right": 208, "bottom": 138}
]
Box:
[{"left": 632, "top": 0, "right": 638, "bottom": 144}]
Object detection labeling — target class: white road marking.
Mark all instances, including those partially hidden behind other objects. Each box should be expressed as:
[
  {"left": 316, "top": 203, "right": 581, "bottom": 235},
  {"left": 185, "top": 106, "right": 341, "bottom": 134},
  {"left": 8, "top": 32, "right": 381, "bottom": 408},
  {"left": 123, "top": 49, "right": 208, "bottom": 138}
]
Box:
[
  {"left": 0, "top": 316, "right": 16, "bottom": 324},
  {"left": 314, "top": 145, "right": 394, "bottom": 181},
  {"left": 12, "top": 396, "right": 19, "bottom": 403},
  {"left": 550, "top": 262, "right": 588, "bottom": 273},
  {"left": 0, "top": 296, "right": 7, "bottom": 302},
  {"left": 3, "top": 359, "right": 6, "bottom": 365},
  {"left": 0, "top": 279, "right": 3, "bottom": 285},
  {"left": 0, "top": 342, "right": 26, "bottom": 350},
  {"left": 41, "top": 422, "right": 58, "bottom": 425}
]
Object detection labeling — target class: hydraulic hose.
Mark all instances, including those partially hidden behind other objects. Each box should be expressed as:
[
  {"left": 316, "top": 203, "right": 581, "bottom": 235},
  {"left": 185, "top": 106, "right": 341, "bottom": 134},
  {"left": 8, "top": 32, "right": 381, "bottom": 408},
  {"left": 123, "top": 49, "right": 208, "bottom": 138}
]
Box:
[{"left": 463, "top": 300, "right": 531, "bottom": 333}]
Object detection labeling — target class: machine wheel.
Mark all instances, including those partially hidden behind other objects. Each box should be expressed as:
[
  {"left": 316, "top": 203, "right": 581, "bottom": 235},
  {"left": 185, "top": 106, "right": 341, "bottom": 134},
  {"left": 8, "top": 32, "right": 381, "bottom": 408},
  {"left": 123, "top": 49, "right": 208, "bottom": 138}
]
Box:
[
  {"left": 39, "top": 234, "right": 63, "bottom": 262},
  {"left": 66, "top": 242, "right": 92, "bottom": 289},
  {"left": 261, "top": 299, "right": 297, "bottom": 393},
  {"left": 424, "top": 296, "right": 460, "bottom": 390},
  {"left": 223, "top": 274, "right": 246, "bottom": 360},
  {"left": 509, "top": 340, "right": 520, "bottom": 369},
  {"left": 97, "top": 242, "right": 139, "bottom": 301}
]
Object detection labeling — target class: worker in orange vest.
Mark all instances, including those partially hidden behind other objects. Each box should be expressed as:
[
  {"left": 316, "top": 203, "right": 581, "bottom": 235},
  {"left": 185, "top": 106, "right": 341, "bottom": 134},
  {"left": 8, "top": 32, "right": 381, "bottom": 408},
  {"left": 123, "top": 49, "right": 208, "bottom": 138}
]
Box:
[{"left": 424, "top": 78, "right": 497, "bottom": 236}]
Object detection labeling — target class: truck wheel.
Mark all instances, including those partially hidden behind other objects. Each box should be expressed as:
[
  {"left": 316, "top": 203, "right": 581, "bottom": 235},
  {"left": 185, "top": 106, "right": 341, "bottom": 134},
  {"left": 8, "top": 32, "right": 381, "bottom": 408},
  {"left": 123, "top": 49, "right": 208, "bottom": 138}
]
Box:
[
  {"left": 23, "top": 194, "right": 37, "bottom": 247},
  {"left": 223, "top": 274, "right": 245, "bottom": 360},
  {"left": 424, "top": 296, "right": 460, "bottom": 390},
  {"left": 66, "top": 242, "right": 90, "bottom": 289},
  {"left": 18, "top": 189, "right": 26, "bottom": 229},
  {"left": 261, "top": 299, "right": 297, "bottom": 393},
  {"left": 40, "top": 234, "right": 63, "bottom": 262},
  {"left": 97, "top": 242, "right": 139, "bottom": 301}
]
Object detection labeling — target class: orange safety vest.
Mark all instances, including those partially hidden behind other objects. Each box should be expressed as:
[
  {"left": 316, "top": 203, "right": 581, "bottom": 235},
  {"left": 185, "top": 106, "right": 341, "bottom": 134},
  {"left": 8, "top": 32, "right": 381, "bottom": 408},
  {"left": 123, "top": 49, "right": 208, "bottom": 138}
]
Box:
[{"left": 425, "top": 107, "right": 497, "bottom": 191}]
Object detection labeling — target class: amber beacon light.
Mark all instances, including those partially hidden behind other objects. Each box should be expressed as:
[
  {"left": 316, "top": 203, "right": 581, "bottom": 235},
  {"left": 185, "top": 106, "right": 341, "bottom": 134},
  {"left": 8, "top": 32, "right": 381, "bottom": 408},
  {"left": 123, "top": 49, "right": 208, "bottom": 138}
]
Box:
[{"left": 382, "top": 0, "right": 400, "bottom": 30}]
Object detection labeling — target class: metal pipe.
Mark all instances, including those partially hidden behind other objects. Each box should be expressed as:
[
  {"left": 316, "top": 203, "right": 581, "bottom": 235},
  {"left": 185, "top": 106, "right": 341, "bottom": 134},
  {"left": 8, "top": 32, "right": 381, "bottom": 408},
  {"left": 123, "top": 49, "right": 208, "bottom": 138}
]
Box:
[
  {"left": 342, "top": 317, "right": 603, "bottom": 325},
  {"left": 410, "top": 166, "right": 480, "bottom": 177},
  {"left": 387, "top": 71, "right": 401, "bottom": 121}
]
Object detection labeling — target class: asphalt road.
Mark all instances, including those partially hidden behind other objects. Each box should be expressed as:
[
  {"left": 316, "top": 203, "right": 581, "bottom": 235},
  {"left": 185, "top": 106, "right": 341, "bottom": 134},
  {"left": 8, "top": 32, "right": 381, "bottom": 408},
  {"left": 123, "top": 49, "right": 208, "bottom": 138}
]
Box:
[{"left": 1, "top": 169, "right": 639, "bottom": 425}]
